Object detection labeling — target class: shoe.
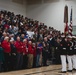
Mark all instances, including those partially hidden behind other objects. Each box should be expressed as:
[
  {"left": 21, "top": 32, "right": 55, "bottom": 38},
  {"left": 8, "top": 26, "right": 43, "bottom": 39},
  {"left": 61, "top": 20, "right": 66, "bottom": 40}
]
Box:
[
  {"left": 36, "top": 66, "right": 40, "bottom": 68},
  {"left": 59, "top": 71, "right": 66, "bottom": 73},
  {"left": 44, "top": 65, "right": 49, "bottom": 66},
  {"left": 73, "top": 68, "right": 76, "bottom": 71},
  {"left": 68, "top": 70, "right": 72, "bottom": 72}
]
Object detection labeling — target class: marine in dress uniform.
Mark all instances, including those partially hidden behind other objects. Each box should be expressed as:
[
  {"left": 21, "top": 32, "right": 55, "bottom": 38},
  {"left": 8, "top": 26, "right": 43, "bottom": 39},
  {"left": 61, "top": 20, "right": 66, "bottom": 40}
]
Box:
[
  {"left": 72, "top": 36, "right": 76, "bottom": 70},
  {"left": 67, "top": 36, "right": 74, "bottom": 72},
  {"left": 60, "top": 36, "right": 68, "bottom": 73}
]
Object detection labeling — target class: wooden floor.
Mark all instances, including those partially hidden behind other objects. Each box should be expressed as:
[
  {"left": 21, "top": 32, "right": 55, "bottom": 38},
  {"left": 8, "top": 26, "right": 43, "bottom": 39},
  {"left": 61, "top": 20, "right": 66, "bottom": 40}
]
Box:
[{"left": 0, "top": 65, "right": 76, "bottom": 75}]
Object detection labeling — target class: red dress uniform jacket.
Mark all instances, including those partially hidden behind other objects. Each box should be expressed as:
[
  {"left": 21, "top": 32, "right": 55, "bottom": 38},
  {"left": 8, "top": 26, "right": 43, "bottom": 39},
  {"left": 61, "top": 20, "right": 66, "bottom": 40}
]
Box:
[
  {"left": 28, "top": 44, "right": 34, "bottom": 54},
  {"left": 14, "top": 41, "right": 24, "bottom": 53},
  {"left": 2, "top": 40, "right": 11, "bottom": 53}
]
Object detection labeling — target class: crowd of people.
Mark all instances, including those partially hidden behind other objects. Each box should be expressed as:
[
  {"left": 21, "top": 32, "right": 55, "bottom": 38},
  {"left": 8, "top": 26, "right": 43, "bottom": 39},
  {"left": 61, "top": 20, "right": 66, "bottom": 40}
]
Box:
[
  {"left": 0, "top": 10, "right": 61, "bottom": 72},
  {"left": 0, "top": 10, "right": 76, "bottom": 73}
]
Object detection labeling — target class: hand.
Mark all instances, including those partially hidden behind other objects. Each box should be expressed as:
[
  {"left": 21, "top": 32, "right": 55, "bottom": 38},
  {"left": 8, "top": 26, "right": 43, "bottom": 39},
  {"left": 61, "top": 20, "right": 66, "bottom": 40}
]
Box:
[
  {"left": 26, "top": 49, "right": 28, "bottom": 52},
  {"left": 22, "top": 46, "right": 23, "bottom": 48},
  {"left": 23, "top": 53, "right": 25, "bottom": 55},
  {"left": 12, "top": 53, "right": 16, "bottom": 56},
  {"left": 26, "top": 48, "right": 28, "bottom": 50},
  {"left": 9, "top": 53, "right": 11, "bottom": 56}
]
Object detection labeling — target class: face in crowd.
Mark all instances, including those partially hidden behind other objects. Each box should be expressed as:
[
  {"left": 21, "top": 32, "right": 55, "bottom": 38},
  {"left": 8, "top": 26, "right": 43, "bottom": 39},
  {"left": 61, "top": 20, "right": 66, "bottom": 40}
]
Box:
[
  {"left": 28, "top": 41, "right": 32, "bottom": 45},
  {"left": 4, "top": 37, "right": 9, "bottom": 42},
  {"left": 17, "top": 36, "right": 20, "bottom": 41}
]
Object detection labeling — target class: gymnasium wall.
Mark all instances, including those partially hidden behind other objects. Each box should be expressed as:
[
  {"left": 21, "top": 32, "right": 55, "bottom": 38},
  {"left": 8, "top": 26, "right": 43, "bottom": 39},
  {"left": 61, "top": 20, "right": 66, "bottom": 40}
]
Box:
[
  {"left": 26, "top": 0, "right": 76, "bottom": 32},
  {"left": 0, "top": 0, "right": 26, "bottom": 16}
]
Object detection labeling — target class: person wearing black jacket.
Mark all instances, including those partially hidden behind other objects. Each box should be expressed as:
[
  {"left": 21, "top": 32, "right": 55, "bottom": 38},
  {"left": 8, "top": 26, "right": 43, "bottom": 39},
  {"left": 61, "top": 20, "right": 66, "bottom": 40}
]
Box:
[
  {"left": 60, "top": 36, "right": 68, "bottom": 73},
  {"left": 10, "top": 39, "right": 17, "bottom": 71},
  {"left": 67, "top": 36, "right": 73, "bottom": 72},
  {"left": 43, "top": 37, "right": 49, "bottom": 66},
  {"left": 54, "top": 38, "right": 61, "bottom": 64}
]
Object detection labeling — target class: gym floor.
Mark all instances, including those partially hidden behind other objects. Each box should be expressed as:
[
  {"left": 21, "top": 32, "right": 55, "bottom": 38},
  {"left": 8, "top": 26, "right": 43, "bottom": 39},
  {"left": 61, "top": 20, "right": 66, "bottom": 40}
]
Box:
[{"left": 0, "top": 65, "right": 75, "bottom": 75}]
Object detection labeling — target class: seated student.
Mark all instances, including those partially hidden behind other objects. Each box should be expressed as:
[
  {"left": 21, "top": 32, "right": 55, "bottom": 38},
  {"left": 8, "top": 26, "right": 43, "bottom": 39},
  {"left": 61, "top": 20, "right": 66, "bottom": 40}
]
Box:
[{"left": 0, "top": 42, "right": 4, "bottom": 72}]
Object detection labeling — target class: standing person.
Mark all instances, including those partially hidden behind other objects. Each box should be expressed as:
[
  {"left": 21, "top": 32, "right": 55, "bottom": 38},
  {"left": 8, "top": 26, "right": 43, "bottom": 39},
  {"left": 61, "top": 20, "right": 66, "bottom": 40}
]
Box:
[
  {"left": 32, "top": 43, "right": 36, "bottom": 68},
  {"left": 39, "top": 42, "right": 43, "bottom": 67},
  {"left": 67, "top": 36, "right": 74, "bottom": 72},
  {"left": 2, "top": 37, "right": 11, "bottom": 72},
  {"left": 60, "top": 36, "right": 68, "bottom": 73},
  {"left": 43, "top": 37, "right": 49, "bottom": 66},
  {"left": 54, "top": 38, "right": 61, "bottom": 64},
  {"left": 22, "top": 39, "right": 28, "bottom": 69},
  {"left": 72, "top": 36, "right": 76, "bottom": 70},
  {"left": 14, "top": 36, "right": 24, "bottom": 70},
  {"left": 27, "top": 41, "right": 34, "bottom": 69},
  {"left": 0, "top": 42, "right": 4, "bottom": 72},
  {"left": 10, "top": 39, "right": 17, "bottom": 71},
  {"left": 36, "top": 42, "right": 41, "bottom": 67}
]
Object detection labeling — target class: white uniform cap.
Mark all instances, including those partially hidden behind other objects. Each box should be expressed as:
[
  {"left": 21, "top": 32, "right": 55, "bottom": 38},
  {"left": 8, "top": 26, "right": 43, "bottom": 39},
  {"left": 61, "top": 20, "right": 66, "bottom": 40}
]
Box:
[
  {"left": 72, "top": 36, "right": 76, "bottom": 38},
  {"left": 61, "top": 35, "right": 65, "bottom": 38},
  {"left": 67, "top": 36, "right": 72, "bottom": 38},
  {"left": 73, "top": 36, "right": 76, "bottom": 39}
]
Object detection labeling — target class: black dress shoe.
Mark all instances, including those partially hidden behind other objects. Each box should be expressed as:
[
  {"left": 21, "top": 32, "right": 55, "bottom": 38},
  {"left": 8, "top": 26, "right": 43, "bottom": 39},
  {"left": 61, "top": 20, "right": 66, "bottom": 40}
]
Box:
[
  {"left": 59, "top": 71, "right": 66, "bottom": 73},
  {"left": 68, "top": 70, "right": 72, "bottom": 72},
  {"left": 44, "top": 65, "right": 49, "bottom": 66},
  {"left": 73, "top": 68, "right": 76, "bottom": 71}
]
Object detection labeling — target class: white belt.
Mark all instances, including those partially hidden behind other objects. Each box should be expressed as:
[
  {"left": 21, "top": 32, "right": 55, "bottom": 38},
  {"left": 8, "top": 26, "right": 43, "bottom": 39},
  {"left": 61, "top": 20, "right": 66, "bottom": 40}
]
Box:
[
  {"left": 74, "top": 48, "right": 76, "bottom": 49},
  {"left": 56, "top": 47, "right": 58, "bottom": 49},
  {"left": 63, "top": 48, "right": 66, "bottom": 50},
  {"left": 70, "top": 48, "right": 72, "bottom": 50}
]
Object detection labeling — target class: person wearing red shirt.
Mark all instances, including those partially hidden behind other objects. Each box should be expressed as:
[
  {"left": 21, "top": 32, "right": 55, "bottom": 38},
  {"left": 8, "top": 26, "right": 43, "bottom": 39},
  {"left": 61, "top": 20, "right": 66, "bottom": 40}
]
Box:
[
  {"left": 4, "top": 23, "right": 9, "bottom": 29},
  {"left": 14, "top": 36, "right": 24, "bottom": 70},
  {"left": 22, "top": 39, "right": 28, "bottom": 69},
  {"left": 2, "top": 36, "right": 11, "bottom": 71},
  {"left": 27, "top": 41, "right": 34, "bottom": 68},
  {"left": 32, "top": 43, "right": 36, "bottom": 68}
]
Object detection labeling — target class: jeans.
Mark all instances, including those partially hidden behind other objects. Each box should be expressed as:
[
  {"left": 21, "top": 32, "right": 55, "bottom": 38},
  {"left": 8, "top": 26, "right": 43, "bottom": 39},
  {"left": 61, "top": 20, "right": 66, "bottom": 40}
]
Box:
[
  {"left": 36, "top": 54, "right": 40, "bottom": 67},
  {"left": 16, "top": 53, "right": 23, "bottom": 70}
]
